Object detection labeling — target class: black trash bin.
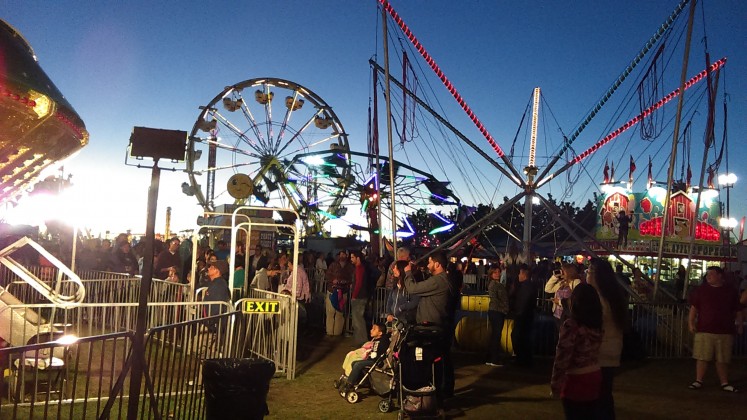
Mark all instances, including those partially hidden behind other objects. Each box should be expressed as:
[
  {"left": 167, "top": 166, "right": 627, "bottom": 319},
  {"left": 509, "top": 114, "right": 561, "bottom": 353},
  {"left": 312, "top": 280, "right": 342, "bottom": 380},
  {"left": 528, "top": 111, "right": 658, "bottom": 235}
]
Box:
[{"left": 203, "top": 358, "right": 275, "bottom": 420}]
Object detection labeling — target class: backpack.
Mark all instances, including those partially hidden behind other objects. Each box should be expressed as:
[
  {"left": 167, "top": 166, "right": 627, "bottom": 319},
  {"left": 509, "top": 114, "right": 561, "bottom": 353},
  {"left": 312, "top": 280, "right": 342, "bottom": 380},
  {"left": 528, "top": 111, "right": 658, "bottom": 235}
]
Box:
[{"left": 330, "top": 287, "right": 347, "bottom": 312}]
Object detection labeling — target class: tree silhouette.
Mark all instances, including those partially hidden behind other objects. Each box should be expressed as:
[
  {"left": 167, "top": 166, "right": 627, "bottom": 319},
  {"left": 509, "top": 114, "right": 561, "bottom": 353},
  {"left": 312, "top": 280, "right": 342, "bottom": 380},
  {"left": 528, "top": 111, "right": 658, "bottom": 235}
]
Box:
[{"left": 400, "top": 195, "right": 598, "bottom": 256}]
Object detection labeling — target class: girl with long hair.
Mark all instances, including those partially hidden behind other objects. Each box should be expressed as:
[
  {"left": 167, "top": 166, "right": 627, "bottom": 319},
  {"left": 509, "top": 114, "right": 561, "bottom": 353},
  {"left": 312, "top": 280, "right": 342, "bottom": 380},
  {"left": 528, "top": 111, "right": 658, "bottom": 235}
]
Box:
[
  {"left": 585, "top": 258, "right": 627, "bottom": 420},
  {"left": 551, "top": 283, "right": 604, "bottom": 419}
]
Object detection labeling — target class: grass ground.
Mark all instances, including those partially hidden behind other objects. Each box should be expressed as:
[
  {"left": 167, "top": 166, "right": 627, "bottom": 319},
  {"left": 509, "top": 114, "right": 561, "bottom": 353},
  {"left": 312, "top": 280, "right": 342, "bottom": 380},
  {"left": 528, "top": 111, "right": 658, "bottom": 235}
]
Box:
[{"left": 264, "top": 330, "right": 747, "bottom": 419}]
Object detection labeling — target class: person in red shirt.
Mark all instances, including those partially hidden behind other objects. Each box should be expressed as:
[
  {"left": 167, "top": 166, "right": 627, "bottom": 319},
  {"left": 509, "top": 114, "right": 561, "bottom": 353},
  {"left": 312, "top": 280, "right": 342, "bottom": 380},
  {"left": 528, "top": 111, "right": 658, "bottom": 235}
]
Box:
[
  {"left": 688, "top": 266, "right": 743, "bottom": 392},
  {"left": 349, "top": 250, "right": 371, "bottom": 346}
]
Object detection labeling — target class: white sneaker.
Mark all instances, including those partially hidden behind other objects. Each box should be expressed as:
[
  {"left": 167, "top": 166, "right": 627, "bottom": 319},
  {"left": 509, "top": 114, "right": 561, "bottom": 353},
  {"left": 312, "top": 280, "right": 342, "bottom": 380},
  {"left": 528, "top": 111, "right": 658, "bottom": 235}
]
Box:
[{"left": 485, "top": 362, "right": 503, "bottom": 367}]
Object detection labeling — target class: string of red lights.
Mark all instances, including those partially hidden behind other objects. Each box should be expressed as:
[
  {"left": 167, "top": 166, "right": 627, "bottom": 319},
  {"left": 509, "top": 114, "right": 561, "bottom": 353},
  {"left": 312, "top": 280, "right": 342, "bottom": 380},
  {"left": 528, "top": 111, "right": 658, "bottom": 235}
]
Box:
[
  {"left": 378, "top": 0, "right": 506, "bottom": 160},
  {"left": 569, "top": 57, "right": 727, "bottom": 166}
]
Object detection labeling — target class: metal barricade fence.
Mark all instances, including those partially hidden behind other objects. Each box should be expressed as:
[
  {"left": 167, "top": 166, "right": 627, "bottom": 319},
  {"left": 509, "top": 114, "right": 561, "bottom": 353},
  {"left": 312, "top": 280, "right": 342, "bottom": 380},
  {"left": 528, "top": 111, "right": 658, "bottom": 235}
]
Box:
[
  {"left": 0, "top": 301, "right": 234, "bottom": 419},
  {"left": 129, "top": 306, "right": 235, "bottom": 420},
  {"left": 0, "top": 331, "right": 134, "bottom": 419},
  {"left": 629, "top": 302, "right": 691, "bottom": 359},
  {"left": 235, "top": 290, "right": 297, "bottom": 379}
]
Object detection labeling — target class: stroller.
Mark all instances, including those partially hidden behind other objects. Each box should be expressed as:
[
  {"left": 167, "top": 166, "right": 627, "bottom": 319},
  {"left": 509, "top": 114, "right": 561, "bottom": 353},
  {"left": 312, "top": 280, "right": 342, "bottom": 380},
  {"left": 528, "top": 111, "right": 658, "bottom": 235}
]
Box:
[
  {"left": 335, "top": 320, "right": 406, "bottom": 413},
  {"left": 395, "top": 323, "right": 445, "bottom": 419}
]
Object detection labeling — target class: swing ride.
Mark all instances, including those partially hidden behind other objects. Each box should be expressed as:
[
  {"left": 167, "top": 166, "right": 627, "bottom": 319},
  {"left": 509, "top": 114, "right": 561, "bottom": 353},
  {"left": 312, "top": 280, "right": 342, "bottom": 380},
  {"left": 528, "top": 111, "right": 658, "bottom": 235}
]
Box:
[{"left": 0, "top": 19, "right": 88, "bottom": 207}]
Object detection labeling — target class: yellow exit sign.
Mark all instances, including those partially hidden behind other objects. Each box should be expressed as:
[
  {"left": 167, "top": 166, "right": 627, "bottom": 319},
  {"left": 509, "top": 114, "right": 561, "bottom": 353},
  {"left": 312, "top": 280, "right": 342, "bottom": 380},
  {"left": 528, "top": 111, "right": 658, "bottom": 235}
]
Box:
[{"left": 242, "top": 299, "right": 281, "bottom": 314}]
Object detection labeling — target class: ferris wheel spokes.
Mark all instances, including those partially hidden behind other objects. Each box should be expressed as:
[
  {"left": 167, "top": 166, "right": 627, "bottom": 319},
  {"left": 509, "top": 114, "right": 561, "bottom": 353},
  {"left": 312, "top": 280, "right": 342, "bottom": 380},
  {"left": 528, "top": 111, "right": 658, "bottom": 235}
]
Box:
[{"left": 274, "top": 91, "right": 304, "bottom": 154}]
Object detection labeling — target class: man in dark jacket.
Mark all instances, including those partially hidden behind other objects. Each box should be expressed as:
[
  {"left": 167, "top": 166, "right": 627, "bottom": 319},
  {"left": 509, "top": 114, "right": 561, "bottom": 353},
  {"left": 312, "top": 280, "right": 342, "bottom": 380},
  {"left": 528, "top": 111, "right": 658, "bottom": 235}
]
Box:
[
  {"left": 511, "top": 264, "right": 536, "bottom": 367},
  {"left": 403, "top": 253, "right": 450, "bottom": 326},
  {"left": 404, "top": 251, "right": 454, "bottom": 399}
]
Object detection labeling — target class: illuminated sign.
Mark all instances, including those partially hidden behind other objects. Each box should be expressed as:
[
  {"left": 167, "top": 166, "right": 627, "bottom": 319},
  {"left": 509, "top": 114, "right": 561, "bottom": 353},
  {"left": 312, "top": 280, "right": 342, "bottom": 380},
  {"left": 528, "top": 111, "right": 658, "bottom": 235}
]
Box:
[{"left": 242, "top": 299, "right": 281, "bottom": 314}]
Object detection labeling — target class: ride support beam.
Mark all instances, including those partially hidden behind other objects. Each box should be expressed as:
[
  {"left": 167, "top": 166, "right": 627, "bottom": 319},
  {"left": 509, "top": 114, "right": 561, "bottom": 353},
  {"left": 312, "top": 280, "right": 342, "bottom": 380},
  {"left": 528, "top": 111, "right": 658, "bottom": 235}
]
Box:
[
  {"left": 417, "top": 192, "right": 526, "bottom": 263},
  {"left": 535, "top": 57, "right": 727, "bottom": 189},
  {"left": 369, "top": 60, "right": 523, "bottom": 186},
  {"left": 377, "top": 0, "right": 526, "bottom": 184},
  {"left": 534, "top": 0, "right": 691, "bottom": 184}
]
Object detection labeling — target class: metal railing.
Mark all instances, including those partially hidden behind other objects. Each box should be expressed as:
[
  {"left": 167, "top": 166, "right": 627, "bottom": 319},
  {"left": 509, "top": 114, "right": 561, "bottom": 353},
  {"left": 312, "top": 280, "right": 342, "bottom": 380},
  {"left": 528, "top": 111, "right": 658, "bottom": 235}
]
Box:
[
  {"left": 0, "top": 301, "right": 235, "bottom": 419},
  {"left": 0, "top": 331, "right": 134, "bottom": 419},
  {"left": 235, "top": 289, "right": 297, "bottom": 379}
]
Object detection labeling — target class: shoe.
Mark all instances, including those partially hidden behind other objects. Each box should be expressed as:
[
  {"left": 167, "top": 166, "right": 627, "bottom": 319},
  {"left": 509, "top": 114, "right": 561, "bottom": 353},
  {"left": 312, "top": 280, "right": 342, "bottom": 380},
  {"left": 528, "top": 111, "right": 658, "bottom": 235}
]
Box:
[
  {"left": 688, "top": 380, "right": 703, "bottom": 390},
  {"left": 334, "top": 375, "right": 344, "bottom": 389},
  {"left": 721, "top": 383, "right": 738, "bottom": 393},
  {"left": 485, "top": 362, "right": 503, "bottom": 367}
]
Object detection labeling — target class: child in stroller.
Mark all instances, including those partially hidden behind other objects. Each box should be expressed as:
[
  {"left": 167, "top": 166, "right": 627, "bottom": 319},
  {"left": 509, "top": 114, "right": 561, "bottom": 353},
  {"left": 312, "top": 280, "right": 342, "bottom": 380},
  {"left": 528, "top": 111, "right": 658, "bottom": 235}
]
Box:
[
  {"left": 335, "top": 321, "right": 409, "bottom": 412},
  {"left": 335, "top": 322, "right": 390, "bottom": 391}
]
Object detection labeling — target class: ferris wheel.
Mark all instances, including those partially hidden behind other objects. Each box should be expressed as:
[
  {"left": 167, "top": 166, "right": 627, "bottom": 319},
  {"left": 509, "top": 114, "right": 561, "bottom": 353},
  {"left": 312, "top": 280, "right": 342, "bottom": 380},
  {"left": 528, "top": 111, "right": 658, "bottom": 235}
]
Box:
[{"left": 185, "top": 78, "right": 352, "bottom": 234}]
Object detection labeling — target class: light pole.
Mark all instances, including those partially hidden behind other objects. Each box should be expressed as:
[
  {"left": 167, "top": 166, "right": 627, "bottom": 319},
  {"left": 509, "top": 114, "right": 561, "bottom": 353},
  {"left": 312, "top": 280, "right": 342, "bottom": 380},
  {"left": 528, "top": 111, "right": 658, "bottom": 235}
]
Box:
[{"left": 718, "top": 173, "right": 737, "bottom": 260}]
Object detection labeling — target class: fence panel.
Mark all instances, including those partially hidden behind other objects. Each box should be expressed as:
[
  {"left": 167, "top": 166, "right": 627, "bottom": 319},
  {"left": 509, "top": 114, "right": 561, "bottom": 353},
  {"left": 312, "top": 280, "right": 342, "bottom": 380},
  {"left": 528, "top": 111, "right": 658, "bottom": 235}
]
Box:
[
  {"left": 235, "top": 290, "right": 296, "bottom": 379},
  {"left": 0, "top": 332, "right": 133, "bottom": 420}
]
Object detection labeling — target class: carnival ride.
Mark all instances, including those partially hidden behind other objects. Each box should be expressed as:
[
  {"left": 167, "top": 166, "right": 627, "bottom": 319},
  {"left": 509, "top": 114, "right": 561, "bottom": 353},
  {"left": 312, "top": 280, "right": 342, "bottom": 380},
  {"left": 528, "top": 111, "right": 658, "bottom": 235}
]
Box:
[
  {"left": 0, "top": 19, "right": 88, "bottom": 207},
  {"left": 181, "top": 0, "right": 737, "bottom": 287},
  {"left": 185, "top": 77, "right": 460, "bottom": 239},
  {"left": 371, "top": 0, "right": 737, "bottom": 275}
]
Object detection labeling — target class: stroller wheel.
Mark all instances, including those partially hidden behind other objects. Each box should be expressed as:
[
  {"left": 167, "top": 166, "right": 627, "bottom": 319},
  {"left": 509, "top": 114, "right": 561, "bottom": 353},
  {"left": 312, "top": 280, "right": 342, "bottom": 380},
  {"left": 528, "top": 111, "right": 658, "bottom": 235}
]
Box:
[
  {"left": 378, "top": 400, "right": 391, "bottom": 413},
  {"left": 346, "top": 391, "right": 359, "bottom": 404}
]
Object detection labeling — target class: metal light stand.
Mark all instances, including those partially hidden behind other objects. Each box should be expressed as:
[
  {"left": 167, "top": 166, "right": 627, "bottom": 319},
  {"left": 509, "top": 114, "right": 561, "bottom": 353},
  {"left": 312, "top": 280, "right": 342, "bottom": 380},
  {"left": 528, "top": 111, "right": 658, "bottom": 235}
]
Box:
[{"left": 124, "top": 127, "right": 187, "bottom": 420}]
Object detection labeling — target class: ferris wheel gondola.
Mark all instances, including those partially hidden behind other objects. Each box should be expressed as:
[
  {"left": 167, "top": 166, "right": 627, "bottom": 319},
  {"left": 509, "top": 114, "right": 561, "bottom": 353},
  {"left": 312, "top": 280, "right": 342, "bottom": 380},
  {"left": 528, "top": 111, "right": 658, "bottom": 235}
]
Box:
[{"left": 185, "top": 78, "right": 351, "bottom": 234}]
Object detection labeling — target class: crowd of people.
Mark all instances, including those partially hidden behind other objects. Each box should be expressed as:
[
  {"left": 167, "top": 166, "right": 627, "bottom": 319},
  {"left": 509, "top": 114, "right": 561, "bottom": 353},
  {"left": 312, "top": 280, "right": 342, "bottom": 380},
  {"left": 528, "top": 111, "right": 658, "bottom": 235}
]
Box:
[
  {"left": 320, "top": 247, "right": 744, "bottom": 420},
  {"left": 62, "top": 233, "right": 746, "bottom": 419}
]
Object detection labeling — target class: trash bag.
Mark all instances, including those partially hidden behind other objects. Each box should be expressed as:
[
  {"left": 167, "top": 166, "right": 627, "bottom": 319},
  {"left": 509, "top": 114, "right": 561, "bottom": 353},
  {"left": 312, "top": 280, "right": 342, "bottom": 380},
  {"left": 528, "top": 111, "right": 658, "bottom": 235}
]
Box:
[{"left": 203, "top": 358, "right": 275, "bottom": 420}]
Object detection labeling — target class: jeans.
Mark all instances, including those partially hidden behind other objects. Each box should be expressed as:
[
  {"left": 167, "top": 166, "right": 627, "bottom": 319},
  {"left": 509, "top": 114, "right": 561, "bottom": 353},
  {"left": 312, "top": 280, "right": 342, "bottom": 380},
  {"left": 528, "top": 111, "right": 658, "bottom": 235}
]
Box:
[
  {"left": 348, "top": 359, "right": 375, "bottom": 384},
  {"left": 437, "top": 323, "right": 455, "bottom": 399},
  {"left": 488, "top": 310, "right": 506, "bottom": 363},
  {"left": 511, "top": 315, "right": 534, "bottom": 366},
  {"left": 599, "top": 366, "right": 616, "bottom": 419},
  {"left": 351, "top": 298, "right": 368, "bottom": 345}
]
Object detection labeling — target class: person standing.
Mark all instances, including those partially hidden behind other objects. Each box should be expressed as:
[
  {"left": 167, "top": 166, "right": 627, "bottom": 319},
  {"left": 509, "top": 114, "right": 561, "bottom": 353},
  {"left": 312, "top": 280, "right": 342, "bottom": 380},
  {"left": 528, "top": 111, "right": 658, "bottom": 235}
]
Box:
[
  {"left": 486, "top": 266, "right": 509, "bottom": 367},
  {"left": 385, "top": 260, "right": 420, "bottom": 325},
  {"left": 204, "top": 261, "right": 230, "bottom": 314},
  {"left": 248, "top": 245, "right": 268, "bottom": 283},
  {"left": 511, "top": 264, "right": 536, "bottom": 367},
  {"left": 586, "top": 258, "right": 627, "bottom": 419},
  {"left": 280, "top": 253, "right": 312, "bottom": 330},
  {"left": 315, "top": 251, "right": 328, "bottom": 288},
  {"left": 503, "top": 244, "right": 526, "bottom": 308},
  {"left": 250, "top": 260, "right": 272, "bottom": 291},
  {"left": 325, "top": 250, "right": 354, "bottom": 336},
  {"left": 545, "top": 263, "right": 584, "bottom": 339},
  {"left": 213, "top": 240, "right": 230, "bottom": 261},
  {"left": 675, "top": 265, "right": 687, "bottom": 299},
  {"left": 404, "top": 251, "right": 453, "bottom": 399},
  {"left": 687, "top": 266, "right": 743, "bottom": 392},
  {"left": 109, "top": 239, "right": 138, "bottom": 276},
  {"left": 551, "top": 283, "right": 604, "bottom": 419},
  {"left": 615, "top": 211, "right": 632, "bottom": 248},
  {"left": 349, "top": 251, "right": 371, "bottom": 346},
  {"left": 386, "top": 247, "right": 411, "bottom": 289},
  {"left": 154, "top": 237, "right": 181, "bottom": 280}
]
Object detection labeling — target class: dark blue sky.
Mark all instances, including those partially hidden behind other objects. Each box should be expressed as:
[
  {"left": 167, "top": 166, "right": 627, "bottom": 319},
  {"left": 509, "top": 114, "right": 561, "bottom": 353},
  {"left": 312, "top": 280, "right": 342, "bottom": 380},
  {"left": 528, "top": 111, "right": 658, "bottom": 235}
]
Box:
[{"left": 4, "top": 0, "right": 745, "bottom": 237}]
